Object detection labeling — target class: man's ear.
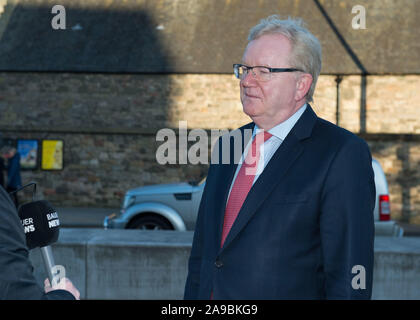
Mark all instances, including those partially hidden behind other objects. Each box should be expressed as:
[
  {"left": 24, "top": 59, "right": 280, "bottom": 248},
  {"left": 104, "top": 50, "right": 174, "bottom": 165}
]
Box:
[{"left": 295, "top": 73, "right": 313, "bottom": 101}]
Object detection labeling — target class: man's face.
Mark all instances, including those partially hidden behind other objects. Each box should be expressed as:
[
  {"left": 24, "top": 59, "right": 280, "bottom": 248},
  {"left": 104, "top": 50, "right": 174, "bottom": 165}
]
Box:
[
  {"left": 240, "top": 33, "right": 306, "bottom": 130},
  {"left": 2, "top": 147, "right": 15, "bottom": 159}
]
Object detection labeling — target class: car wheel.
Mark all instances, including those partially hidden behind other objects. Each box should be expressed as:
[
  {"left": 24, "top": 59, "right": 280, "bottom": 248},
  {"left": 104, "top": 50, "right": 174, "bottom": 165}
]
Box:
[{"left": 129, "top": 215, "right": 173, "bottom": 230}]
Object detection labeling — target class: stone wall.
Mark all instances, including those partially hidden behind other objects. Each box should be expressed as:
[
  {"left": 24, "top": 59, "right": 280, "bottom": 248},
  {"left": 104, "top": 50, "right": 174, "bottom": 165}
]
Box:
[
  {"left": 1, "top": 130, "right": 208, "bottom": 208},
  {"left": 1, "top": 72, "right": 420, "bottom": 224}
]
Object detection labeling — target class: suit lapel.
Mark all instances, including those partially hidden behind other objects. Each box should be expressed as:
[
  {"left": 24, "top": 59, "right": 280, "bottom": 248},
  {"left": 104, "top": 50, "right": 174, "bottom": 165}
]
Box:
[{"left": 219, "top": 105, "right": 318, "bottom": 252}]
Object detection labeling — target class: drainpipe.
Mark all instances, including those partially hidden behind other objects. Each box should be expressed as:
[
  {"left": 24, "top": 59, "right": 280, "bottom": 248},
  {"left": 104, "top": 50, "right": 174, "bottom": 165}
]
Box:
[{"left": 335, "top": 75, "right": 343, "bottom": 126}]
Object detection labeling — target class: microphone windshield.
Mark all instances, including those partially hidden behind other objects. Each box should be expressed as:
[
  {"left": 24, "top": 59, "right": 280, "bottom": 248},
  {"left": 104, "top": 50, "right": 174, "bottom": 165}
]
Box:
[{"left": 18, "top": 200, "right": 60, "bottom": 249}]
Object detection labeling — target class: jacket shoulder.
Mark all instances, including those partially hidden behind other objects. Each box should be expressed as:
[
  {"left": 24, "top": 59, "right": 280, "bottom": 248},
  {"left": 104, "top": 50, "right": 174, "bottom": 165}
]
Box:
[{"left": 314, "top": 117, "right": 368, "bottom": 149}]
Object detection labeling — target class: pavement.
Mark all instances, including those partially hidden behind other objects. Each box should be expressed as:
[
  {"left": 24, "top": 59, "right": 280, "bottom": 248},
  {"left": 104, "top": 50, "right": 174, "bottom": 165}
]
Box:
[
  {"left": 396, "top": 222, "right": 420, "bottom": 237},
  {"left": 57, "top": 207, "right": 119, "bottom": 228}
]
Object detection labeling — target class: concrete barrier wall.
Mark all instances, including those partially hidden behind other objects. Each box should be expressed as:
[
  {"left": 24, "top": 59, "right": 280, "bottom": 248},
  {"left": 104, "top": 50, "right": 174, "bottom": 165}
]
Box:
[
  {"left": 29, "top": 229, "right": 193, "bottom": 299},
  {"left": 29, "top": 229, "right": 420, "bottom": 300},
  {"left": 372, "top": 237, "right": 420, "bottom": 299}
]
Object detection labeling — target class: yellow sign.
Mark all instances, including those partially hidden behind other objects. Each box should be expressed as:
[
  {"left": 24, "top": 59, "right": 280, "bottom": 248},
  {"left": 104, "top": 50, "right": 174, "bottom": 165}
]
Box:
[{"left": 41, "top": 140, "right": 63, "bottom": 170}]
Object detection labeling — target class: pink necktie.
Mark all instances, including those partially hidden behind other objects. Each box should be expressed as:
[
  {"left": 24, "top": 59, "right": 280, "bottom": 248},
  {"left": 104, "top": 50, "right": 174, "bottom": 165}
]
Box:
[{"left": 220, "top": 131, "right": 272, "bottom": 247}]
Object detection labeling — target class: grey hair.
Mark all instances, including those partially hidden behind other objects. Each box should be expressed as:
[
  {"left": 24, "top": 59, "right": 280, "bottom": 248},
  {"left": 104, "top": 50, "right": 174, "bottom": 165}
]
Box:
[{"left": 248, "top": 15, "right": 322, "bottom": 103}]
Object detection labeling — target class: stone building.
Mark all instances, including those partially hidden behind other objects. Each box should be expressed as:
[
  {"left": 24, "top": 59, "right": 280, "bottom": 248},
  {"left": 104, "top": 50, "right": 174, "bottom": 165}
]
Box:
[{"left": 0, "top": 0, "right": 419, "bottom": 223}]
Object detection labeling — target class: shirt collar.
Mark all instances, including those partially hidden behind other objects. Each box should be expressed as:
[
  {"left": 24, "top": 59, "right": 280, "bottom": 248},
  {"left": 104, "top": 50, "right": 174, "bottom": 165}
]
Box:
[{"left": 254, "top": 103, "right": 307, "bottom": 140}]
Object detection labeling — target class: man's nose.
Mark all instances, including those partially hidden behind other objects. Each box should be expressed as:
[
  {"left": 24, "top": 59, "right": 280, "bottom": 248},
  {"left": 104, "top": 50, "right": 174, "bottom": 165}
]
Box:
[{"left": 241, "top": 70, "right": 257, "bottom": 87}]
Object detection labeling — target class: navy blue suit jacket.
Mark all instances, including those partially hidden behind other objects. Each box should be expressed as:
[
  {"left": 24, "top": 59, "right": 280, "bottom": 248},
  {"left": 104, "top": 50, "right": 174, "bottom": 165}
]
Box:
[{"left": 184, "top": 105, "right": 375, "bottom": 299}]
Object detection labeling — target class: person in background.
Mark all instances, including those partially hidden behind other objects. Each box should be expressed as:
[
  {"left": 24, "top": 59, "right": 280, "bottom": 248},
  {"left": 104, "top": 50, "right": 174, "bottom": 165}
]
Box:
[
  {"left": 0, "top": 134, "right": 6, "bottom": 189},
  {"left": 1, "top": 140, "right": 22, "bottom": 208},
  {"left": 0, "top": 155, "right": 5, "bottom": 189}
]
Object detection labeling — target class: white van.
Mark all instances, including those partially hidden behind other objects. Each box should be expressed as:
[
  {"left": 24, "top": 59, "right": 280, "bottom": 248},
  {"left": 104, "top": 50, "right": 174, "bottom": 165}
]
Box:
[{"left": 372, "top": 159, "right": 404, "bottom": 236}]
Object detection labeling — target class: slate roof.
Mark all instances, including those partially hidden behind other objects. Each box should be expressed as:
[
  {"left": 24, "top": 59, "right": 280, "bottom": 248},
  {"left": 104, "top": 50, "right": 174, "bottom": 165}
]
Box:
[{"left": 0, "top": 0, "right": 419, "bottom": 74}]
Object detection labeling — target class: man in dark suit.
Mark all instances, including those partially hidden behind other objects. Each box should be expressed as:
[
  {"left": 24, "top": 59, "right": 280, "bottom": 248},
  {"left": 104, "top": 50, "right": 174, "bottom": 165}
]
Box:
[
  {"left": 184, "top": 15, "right": 375, "bottom": 299},
  {"left": 0, "top": 185, "right": 80, "bottom": 299}
]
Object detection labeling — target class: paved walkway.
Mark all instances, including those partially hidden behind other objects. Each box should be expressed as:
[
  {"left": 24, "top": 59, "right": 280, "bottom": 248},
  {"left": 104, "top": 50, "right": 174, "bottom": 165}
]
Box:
[
  {"left": 57, "top": 207, "right": 119, "bottom": 228},
  {"left": 397, "top": 222, "right": 420, "bottom": 237}
]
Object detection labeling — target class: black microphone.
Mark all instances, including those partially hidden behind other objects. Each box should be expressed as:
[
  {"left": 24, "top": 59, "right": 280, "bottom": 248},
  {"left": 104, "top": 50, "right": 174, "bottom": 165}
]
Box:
[{"left": 18, "top": 200, "right": 60, "bottom": 283}]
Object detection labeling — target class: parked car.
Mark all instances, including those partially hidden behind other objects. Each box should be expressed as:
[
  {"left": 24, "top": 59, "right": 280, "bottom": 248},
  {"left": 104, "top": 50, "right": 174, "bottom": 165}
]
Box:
[
  {"left": 104, "top": 177, "right": 205, "bottom": 231},
  {"left": 371, "top": 159, "right": 404, "bottom": 236},
  {"left": 104, "top": 160, "right": 403, "bottom": 236}
]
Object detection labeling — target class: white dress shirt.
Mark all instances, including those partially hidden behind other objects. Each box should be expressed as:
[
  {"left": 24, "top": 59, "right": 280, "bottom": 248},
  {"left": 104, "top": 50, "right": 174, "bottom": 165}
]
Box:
[{"left": 227, "top": 104, "right": 307, "bottom": 199}]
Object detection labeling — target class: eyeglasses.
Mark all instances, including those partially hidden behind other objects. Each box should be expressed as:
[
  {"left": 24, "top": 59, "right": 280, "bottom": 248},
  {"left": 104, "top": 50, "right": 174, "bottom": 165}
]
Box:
[{"left": 233, "top": 64, "right": 303, "bottom": 82}]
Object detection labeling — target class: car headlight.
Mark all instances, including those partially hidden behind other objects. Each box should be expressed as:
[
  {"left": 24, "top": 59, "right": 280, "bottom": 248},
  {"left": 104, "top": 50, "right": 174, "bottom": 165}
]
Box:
[{"left": 122, "top": 195, "right": 136, "bottom": 210}]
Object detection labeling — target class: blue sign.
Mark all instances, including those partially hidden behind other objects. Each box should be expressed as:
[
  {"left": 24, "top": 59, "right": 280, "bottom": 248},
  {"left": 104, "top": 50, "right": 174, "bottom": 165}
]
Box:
[{"left": 17, "top": 139, "right": 39, "bottom": 170}]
